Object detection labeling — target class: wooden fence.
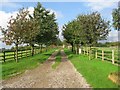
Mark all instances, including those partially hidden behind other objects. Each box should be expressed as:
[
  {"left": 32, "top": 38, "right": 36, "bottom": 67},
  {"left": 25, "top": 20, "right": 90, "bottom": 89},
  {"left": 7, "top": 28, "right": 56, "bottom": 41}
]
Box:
[
  {"left": 0, "top": 48, "right": 43, "bottom": 63},
  {"left": 82, "top": 47, "right": 119, "bottom": 65}
]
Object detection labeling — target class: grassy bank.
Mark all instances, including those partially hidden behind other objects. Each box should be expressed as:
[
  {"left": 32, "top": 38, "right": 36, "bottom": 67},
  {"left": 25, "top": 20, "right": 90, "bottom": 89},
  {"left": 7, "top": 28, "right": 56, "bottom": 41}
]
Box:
[
  {"left": 1, "top": 49, "right": 56, "bottom": 79},
  {"left": 52, "top": 51, "right": 61, "bottom": 69},
  {"left": 64, "top": 49, "right": 118, "bottom": 88}
]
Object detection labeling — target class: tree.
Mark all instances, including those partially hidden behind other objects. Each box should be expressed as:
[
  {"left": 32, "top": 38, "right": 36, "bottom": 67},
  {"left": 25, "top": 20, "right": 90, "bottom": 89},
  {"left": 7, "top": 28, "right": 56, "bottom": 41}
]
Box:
[
  {"left": 34, "top": 2, "right": 58, "bottom": 51},
  {"left": 22, "top": 14, "right": 40, "bottom": 56},
  {"left": 77, "top": 12, "right": 110, "bottom": 47},
  {"left": 63, "top": 12, "right": 110, "bottom": 55},
  {"left": 1, "top": 8, "right": 29, "bottom": 62},
  {"left": 63, "top": 20, "right": 80, "bottom": 52},
  {"left": 112, "top": 5, "right": 120, "bottom": 31}
]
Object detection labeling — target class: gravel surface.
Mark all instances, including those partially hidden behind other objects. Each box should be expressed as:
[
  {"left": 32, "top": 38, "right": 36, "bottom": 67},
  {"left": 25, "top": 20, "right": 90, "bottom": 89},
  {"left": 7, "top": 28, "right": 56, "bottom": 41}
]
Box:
[{"left": 2, "top": 50, "right": 92, "bottom": 88}]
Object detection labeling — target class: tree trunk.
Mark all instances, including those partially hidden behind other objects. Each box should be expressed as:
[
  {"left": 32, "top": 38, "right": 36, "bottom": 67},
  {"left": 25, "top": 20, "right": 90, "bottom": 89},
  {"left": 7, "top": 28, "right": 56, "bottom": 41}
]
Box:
[
  {"left": 40, "top": 44, "right": 42, "bottom": 53},
  {"left": 89, "top": 46, "right": 91, "bottom": 60},
  {"left": 31, "top": 44, "right": 34, "bottom": 56},
  {"left": 71, "top": 43, "right": 74, "bottom": 52},
  {"left": 76, "top": 44, "right": 79, "bottom": 54},
  {"left": 15, "top": 44, "right": 18, "bottom": 62},
  {"left": 46, "top": 45, "right": 48, "bottom": 52}
]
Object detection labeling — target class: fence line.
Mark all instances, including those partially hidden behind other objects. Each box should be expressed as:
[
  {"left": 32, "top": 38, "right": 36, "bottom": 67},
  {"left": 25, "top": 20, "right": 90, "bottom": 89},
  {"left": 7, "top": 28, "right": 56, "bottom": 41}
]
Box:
[
  {"left": 0, "top": 48, "right": 44, "bottom": 63},
  {"left": 82, "top": 47, "right": 119, "bottom": 65}
]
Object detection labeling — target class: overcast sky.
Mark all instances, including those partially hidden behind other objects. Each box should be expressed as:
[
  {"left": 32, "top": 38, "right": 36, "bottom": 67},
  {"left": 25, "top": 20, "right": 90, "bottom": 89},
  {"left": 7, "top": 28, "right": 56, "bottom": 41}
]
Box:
[{"left": 0, "top": 0, "right": 119, "bottom": 49}]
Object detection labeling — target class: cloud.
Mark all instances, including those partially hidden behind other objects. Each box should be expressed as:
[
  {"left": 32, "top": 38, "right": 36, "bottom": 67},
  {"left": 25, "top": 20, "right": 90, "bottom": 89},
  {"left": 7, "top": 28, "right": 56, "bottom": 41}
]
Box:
[
  {"left": 85, "top": 0, "right": 119, "bottom": 11},
  {"left": 28, "top": 7, "right": 34, "bottom": 16},
  {"left": 0, "top": 11, "right": 18, "bottom": 29},
  {"left": 100, "top": 30, "right": 119, "bottom": 43},
  {"left": 47, "top": 8, "right": 63, "bottom": 19},
  {"left": 107, "top": 30, "right": 119, "bottom": 42}
]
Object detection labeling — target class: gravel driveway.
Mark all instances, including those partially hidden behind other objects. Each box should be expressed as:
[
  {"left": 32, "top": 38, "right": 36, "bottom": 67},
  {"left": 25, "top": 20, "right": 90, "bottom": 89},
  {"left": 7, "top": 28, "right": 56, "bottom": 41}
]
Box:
[{"left": 2, "top": 50, "right": 91, "bottom": 88}]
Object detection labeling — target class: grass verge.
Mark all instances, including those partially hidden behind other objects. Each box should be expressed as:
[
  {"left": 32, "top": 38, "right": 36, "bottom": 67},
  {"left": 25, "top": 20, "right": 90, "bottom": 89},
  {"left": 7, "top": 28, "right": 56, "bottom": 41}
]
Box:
[
  {"left": 1, "top": 48, "right": 56, "bottom": 80},
  {"left": 64, "top": 48, "right": 119, "bottom": 88},
  {"left": 52, "top": 51, "right": 61, "bottom": 69}
]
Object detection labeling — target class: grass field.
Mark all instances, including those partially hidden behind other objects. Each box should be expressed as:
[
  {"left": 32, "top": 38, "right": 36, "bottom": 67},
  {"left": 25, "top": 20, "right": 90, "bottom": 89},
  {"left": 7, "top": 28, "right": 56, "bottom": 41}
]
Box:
[
  {"left": 1, "top": 48, "right": 56, "bottom": 80},
  {"left": 52, "top": 51, "right": 61, "bottom": 69},
  {"left": 64, "top": 48, "right": 119, "bottom": 88}
]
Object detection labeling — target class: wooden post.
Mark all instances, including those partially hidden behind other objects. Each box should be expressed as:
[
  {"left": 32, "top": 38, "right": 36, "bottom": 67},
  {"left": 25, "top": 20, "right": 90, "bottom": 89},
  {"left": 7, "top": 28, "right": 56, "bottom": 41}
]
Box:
[
  {"left": 14, "top": 51, "right": 16, "bottom": 60},
  {"left": 112, "top": 50, "right": 115, "bottom": 64},
  {"left": 34, "top": 49, "right": 35, "bottom": 54},
  {"left": 84, "top": 49, "right": 85, "bottom": 54},
  {"left": 3, "top": 51, "right": 5, "bottom": 62},
  {"left": 26, "top": 50, "right": 27, "bottom": 57},
  {"left": 87, "top": 48, "right": 88, "bottom": 55},
  {"left": 89, "top": 49, "right": 91, "bottom": 60},
  {"left": 96, "top": 50, "right": 97, "bottom": 59},
  {"left": 21, "top": 50, "right": 22, "bottom": 58},
  {"left": 102, "top": 50, "right": 104, "bottom": 61}
]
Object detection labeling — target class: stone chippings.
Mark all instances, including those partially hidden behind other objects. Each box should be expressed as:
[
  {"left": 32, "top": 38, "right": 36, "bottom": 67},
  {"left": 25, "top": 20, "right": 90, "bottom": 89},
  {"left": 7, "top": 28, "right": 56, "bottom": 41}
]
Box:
[{"left": 2, "top": 50, "right": 92, "bottom": 89}]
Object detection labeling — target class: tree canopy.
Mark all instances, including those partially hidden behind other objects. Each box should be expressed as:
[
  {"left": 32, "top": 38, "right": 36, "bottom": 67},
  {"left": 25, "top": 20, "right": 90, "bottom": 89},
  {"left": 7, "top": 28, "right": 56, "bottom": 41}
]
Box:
[
  {"left": 0, "top": 2, "right": 59, "bottom": 61},
  {"left": 63, "top": 12, "right": 110, "bottom": 54},
  {"left": 112, "top": 5, "right": 120, "bottom": 31}
]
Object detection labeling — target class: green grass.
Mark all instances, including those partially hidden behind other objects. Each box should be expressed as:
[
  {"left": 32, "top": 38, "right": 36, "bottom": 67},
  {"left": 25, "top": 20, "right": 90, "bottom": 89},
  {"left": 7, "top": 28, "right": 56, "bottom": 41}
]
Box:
[
  {"left": 52, "top": 51, "right": 61, "bottom": 69},
  {"left": 64, "top": 49, "right": 119, "bottom": 88},
  {"left": 1, "top": 49, "right": 56, "bottom": 80}
]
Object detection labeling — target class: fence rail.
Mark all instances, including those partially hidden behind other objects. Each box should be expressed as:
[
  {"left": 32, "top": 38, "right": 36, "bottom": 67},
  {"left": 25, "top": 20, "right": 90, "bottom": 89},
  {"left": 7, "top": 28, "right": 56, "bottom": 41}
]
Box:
[
  {"left": 0, "top": 48, "right": 43, "bottom": 63},
  {"left": 82, "top": 47, "right": 119, "bottom": 65}
]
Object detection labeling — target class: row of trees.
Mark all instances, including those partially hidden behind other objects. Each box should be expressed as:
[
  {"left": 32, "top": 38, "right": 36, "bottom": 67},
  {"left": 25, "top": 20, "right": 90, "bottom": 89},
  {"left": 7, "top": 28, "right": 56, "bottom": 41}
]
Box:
[
  {"left": 63, "top": 12, "right": 110, "bottom": 54},
  {"left": 98, "top": 42, "right": 120, "bottom": 47},
  {"left": 0, "top": 2, "right": 59, "bottom": 62},
  {"left": 63, "top": 3, "right": 120, "bottom": 54}
]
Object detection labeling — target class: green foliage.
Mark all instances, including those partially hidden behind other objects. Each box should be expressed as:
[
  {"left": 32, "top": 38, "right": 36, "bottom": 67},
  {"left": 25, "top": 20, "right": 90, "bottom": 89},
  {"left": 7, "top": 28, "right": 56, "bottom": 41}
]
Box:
[
  {"left": 77, "top": 12, "right": 110, "bottom": 46},
  {"left": 64, "top": 49, "right": 118, "bottom": 88},
  {"left": 0, "top": 2, "right": 59, "bottom": 60},
  {"left": 63, "top": 12, "right": 110, "bottom": 54},
  {"left": 112, "top": 6, "right": 120, "bottom": 31},
  {"left": 34, "top": 2, "right": 58, "bottom": 46},
  {"left": 1, "top": 8, "right": 29, "bottom": 46},
  {"left": 1, "top": 8, "right": 30, "bottom": 62},
  {"left": 95, "top": 42, "right": 119, "bottom": 47}
]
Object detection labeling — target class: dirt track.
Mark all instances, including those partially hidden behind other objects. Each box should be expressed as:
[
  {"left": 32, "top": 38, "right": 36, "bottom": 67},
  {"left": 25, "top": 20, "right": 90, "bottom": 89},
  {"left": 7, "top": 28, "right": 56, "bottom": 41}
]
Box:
[{"left": 2, "top": 50, "right": 91, "bottom": 88}]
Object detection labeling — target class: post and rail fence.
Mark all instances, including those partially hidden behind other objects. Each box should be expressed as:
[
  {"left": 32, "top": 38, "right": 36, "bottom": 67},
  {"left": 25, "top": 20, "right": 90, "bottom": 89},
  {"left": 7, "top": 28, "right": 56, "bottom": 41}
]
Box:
[
  {"left": 0, "top": 47, "right": 45, "bottom": 63},
  {"left": 81, "top": 47, "right": 119, "bottom": 66}
]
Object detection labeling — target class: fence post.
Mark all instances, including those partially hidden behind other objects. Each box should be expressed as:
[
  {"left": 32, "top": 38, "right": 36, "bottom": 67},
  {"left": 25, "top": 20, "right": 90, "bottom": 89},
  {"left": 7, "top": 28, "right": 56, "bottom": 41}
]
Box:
[
  {"left": 14, "top": 51, "right": 16, "bottom": 60},
  {"left": 96, "top": 50, "right": 97, "bottom": 59},
  {"left": 112, "top": 50, "right": 115, "bottom": 64},
  {"left": 102, "top": 50, "right": 104, "bottom": 61},
  {"left": 26, "top": 50, "right": 27, "bottom": 57},
  {"left": 3, "top": 51, "right": 5, "bottom": 62},
  {"left": 89, "top": 49, "right": 91, "bottom": 60},
  {"left": 84, "top": 49, "right": 85, "bottom": 54},
  {"left": 34, "top": 48, "right": 36, "bottom": 54},
  {"left": 21, "top": 50, "right": 22, "bottom": 58},
  {"left": 87, "top": 48, "right": 88, "bottom": 55}
]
